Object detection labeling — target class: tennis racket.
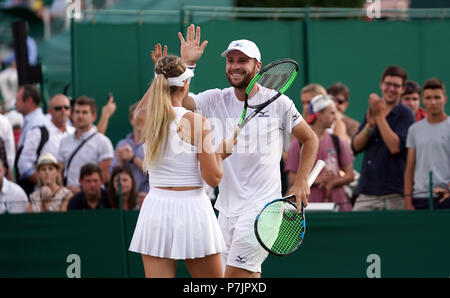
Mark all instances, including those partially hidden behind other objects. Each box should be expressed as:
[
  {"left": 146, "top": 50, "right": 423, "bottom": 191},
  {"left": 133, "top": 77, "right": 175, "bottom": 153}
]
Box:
[
  {"left": 254, "top": 160, "right": 326, "bottom": 256},
  {"left": 226, "top": 58, "right": 299, "bottom": 143}
]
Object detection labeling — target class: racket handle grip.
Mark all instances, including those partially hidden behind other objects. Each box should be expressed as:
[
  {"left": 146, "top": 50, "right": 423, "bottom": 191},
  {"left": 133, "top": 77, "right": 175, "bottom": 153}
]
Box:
[
  {"left": 307, "top": 160, "right": 326, "bottom": 187},
  {"left": 225, "top": 126, "right": 241, "bottom": 145}
]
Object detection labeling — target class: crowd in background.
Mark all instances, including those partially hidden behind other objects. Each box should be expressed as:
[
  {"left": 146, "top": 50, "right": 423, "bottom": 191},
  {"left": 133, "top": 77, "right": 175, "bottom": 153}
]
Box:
[
  {"left": 0, "top": 64, "right": 449, "bottom": 214},
  {"left": 0, "top": 84, "right": 147, "bottom": 213}
]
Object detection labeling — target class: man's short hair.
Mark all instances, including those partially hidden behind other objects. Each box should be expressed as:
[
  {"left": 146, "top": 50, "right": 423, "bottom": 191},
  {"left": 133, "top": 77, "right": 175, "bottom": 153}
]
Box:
[
  {"left": 327, "top": 82, "right": 350, "bottom": 101},
  {"left": 21, "top": 84, "right": 41, "bottom": 106},
  {"left": 422, "top": 78, "right": 446, "bottom": 94},
  {"left": 403, "top": 80, "right": 421, "bottom": 96},
  {"left": 79, "top": 163, "right": 102, "bottom": 180},
  {"left": 301, "top": 83, "right": 326, "bottom": 96},
  {"left": 381, "top": 65, "right": 408, "bottom": 86},
  {"left": 74, "top": 96, "right": 97, "bottom": 114}
]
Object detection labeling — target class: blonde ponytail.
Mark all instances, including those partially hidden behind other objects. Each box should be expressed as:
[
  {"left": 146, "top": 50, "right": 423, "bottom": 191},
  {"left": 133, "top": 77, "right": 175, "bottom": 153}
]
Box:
[{"left": 141, "top": 55, "right": 186, "bottom": 170}]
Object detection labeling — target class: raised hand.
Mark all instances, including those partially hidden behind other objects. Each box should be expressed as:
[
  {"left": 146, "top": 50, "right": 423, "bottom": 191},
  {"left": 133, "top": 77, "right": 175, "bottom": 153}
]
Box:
[
  {"left": 368, "top": 93, "right": 385, "bottom": 118},
  {"left": 102, "top": 95, "right": 117, "bottom": 118},
  {"left": 178, "top": 24, "right": 208, "bottom": 66},
  {"left": 151, "top": 43, "right": 167, "bottom": 64}
]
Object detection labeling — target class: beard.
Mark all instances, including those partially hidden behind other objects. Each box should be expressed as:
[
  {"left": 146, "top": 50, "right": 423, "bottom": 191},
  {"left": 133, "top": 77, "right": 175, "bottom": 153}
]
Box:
[{"left": 226, "top": 65, "right": 258, "bottom": 89}]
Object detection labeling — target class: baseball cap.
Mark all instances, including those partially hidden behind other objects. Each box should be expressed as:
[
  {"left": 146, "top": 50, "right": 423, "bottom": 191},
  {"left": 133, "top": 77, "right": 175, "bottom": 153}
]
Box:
[
  {"left": 35, "top": 153, "right": 60, "bottom": 170},
  {"left": 306, "top": 94, "right": 334, "bottom": 124},
  {"left": 221, "top": 39, "right": 261, "bottom": 62}
]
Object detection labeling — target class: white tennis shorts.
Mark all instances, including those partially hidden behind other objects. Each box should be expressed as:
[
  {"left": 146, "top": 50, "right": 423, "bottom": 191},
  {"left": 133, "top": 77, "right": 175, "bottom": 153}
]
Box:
[
  {"left": 218, "top": 207, "right": 269, "bottom": 273},
  {"left": 129, "top": 188, "right": 226, "bottom": 260}
]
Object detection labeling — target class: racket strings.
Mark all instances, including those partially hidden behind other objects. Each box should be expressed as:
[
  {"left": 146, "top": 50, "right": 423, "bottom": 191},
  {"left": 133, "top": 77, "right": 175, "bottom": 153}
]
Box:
[
  {"left": 272, "top": 207, "right": 304, "bottom": 254},
  {"left": 257, "top": 63, "right": 297, "bottom": 92},
  {"left": 257, "top": 202, "right": 305, "bottom": 255}
]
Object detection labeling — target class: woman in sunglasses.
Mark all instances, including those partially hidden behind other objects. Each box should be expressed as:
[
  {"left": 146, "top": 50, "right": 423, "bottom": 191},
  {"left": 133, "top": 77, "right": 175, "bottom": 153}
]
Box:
[{"left": 327, "top": 82, "right": 360, "bottom": 146}]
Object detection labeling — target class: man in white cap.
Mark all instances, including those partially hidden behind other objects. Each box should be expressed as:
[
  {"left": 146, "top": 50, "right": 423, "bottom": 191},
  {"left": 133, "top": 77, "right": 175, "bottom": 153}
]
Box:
[
  {"left": 285, "top": 95, "right": 355, "bottom": 211},
  {"left": 168, "top": 24, "right": 319, "bottom": 278}
]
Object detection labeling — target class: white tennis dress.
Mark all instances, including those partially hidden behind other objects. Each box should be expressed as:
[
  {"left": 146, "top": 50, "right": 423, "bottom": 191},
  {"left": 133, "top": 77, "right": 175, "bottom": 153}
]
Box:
[{"left": 129, "top": 107, "right": 226, "bottom": 259}]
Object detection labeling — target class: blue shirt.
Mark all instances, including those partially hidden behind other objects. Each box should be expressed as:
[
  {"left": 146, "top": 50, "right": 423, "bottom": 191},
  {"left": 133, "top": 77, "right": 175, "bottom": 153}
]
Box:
[
  {"left": 353, "top": 103, "right": 415, "bottom": 196},
  {"left": 3, "top": 36, "right": 38, "bottom": 66},
  {"left": 110, "top": 133, "right": 149, "bottom": 193},
  {"left": 18, "top": 108, "right": 48, "bottom": 148},
  {"left": 68, "top": 189, "right": 110, "bottom": 210}
]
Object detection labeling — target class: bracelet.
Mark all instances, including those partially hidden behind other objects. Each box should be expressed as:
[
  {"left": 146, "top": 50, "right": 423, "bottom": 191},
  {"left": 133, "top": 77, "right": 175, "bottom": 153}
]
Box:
[{"left": 130, "top": 154, "right": 137, "bottom": 164}]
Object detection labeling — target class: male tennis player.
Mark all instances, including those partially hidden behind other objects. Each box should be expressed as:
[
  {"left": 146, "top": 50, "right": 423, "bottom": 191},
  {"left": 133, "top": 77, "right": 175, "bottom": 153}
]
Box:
[{"left": 155, "top": 24, "right": 318, "bottom": 277}]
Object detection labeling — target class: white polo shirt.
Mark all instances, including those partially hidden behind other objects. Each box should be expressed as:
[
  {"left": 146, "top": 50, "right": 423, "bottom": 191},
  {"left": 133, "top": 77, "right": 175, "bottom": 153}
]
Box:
[
  {"left": 0, "top": 178, "right": 28, "bottom": 214},
  {"left": 193, "top": 86, "right": 303, "bottom": 217},
  {"left": 57, "top": 126, "right": 114, "bottom": 187}
]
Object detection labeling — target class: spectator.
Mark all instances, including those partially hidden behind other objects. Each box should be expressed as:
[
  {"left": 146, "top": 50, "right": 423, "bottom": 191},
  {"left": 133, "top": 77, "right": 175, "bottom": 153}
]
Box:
[
  {"left": 352, "top": 65, "right": 415, "bottom": 211},
  {"left": 401, "top": 80, "right": 427, "bottom": 122},
  {"left": 67, "top": 163, "right": 111, "bottom": 210},
  {"left": 404, "top": 78, "right": 450, "bottom": 210},
  {"left": 0, "top": 158, "right": 28, "bottom": 214},
  {"left": 108, "top": 165, "right": 141, "bottom": 210},
  {"left": 327, "top": 82, "right": 361, "bottom": 202},
  {"left": 0, "top": 113, "right": 15, "bottom": 180},
  {"left": 300, "top": 83, "right": 327, "bottom": 120},
  {"left": 300, "top": 83, "right": 346, "bottom": 147},
  {"left": 327, "top": 82, "right": 360, "bottom": 145},
  {"left": 62, "top": 93, "right": 116, "bottom": 134},
  {"left": 110, "top": 102, "right": 148, "bottom": 196},
  {"left": 44, "top": 94, "right": 75, "bottom": 156},
  {"left": 16, "top": 93, "right": 74, "bottom": 194},
  {"left": 281, "top": 83, "right": 326, "bottom": 195},
  {"left": 14, "top": 84, "right": 49, "bottom": 195},
  {"left": 27, "top": 153, "right": 72, "bottom": 213},
  {"left": 285, "top": 95, "right": 355, "bottom": 211},
  {"left": 57, "top": 96, "right": 114, "bottom": 194}
]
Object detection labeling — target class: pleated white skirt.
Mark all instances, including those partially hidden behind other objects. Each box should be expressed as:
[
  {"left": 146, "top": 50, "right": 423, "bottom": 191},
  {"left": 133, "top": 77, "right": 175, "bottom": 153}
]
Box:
[{"left": 129, "top": 187, "right": 226, "bottom": 260}]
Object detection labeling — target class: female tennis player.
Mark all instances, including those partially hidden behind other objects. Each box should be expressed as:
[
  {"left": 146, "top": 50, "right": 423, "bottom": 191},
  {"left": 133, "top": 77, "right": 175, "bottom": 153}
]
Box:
[{"left": 128, "top": 55, "right": 235, "bottom": 278}]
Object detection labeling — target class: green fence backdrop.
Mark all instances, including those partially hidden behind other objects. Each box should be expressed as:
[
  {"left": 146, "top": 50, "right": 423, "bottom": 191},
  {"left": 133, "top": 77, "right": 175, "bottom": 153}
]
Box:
[{"left": 1, "top": 209, "right": 450, "bottom": 278}]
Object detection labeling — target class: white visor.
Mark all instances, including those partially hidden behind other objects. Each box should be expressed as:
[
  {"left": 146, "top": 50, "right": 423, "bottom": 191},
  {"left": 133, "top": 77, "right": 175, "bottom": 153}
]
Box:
[{"left": 166, "top": 68, "right": 194, "bottom": 87}]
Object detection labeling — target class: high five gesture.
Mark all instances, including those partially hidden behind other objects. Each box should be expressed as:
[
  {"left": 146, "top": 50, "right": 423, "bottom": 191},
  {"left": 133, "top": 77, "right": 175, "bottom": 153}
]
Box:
[{"left": 178, "top": 24, "right": 208, "bottom": 66}]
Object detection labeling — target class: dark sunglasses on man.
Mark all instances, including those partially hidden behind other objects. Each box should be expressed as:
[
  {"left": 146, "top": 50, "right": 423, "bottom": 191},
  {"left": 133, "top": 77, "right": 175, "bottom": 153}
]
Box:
[
  {"left": 333, "top": 97, "right": 347, "bottom": 105},
  {"left": 53, "top": 105, "right": 71, "bottom": 111}
]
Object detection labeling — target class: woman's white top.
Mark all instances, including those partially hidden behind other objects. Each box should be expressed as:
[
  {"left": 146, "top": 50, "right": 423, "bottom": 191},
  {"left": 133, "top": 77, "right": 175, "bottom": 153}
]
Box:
[{"left": 148, "top": 107, "right": 203, "bottom": 187}]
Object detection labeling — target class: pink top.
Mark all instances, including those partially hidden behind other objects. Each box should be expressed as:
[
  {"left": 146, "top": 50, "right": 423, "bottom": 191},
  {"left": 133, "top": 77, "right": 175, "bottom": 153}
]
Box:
[{"left": 285, "top": 133, "right": 354, "bottom": 211}]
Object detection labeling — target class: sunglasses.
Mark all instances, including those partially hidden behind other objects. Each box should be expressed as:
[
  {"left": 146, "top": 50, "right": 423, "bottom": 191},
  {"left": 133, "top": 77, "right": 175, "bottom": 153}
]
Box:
[
  {"left": 334, "top": 98, "right": 347, "bottom": 105},
  {"left": 53, "top": 105, "right": 71, "bottom": 111}
]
